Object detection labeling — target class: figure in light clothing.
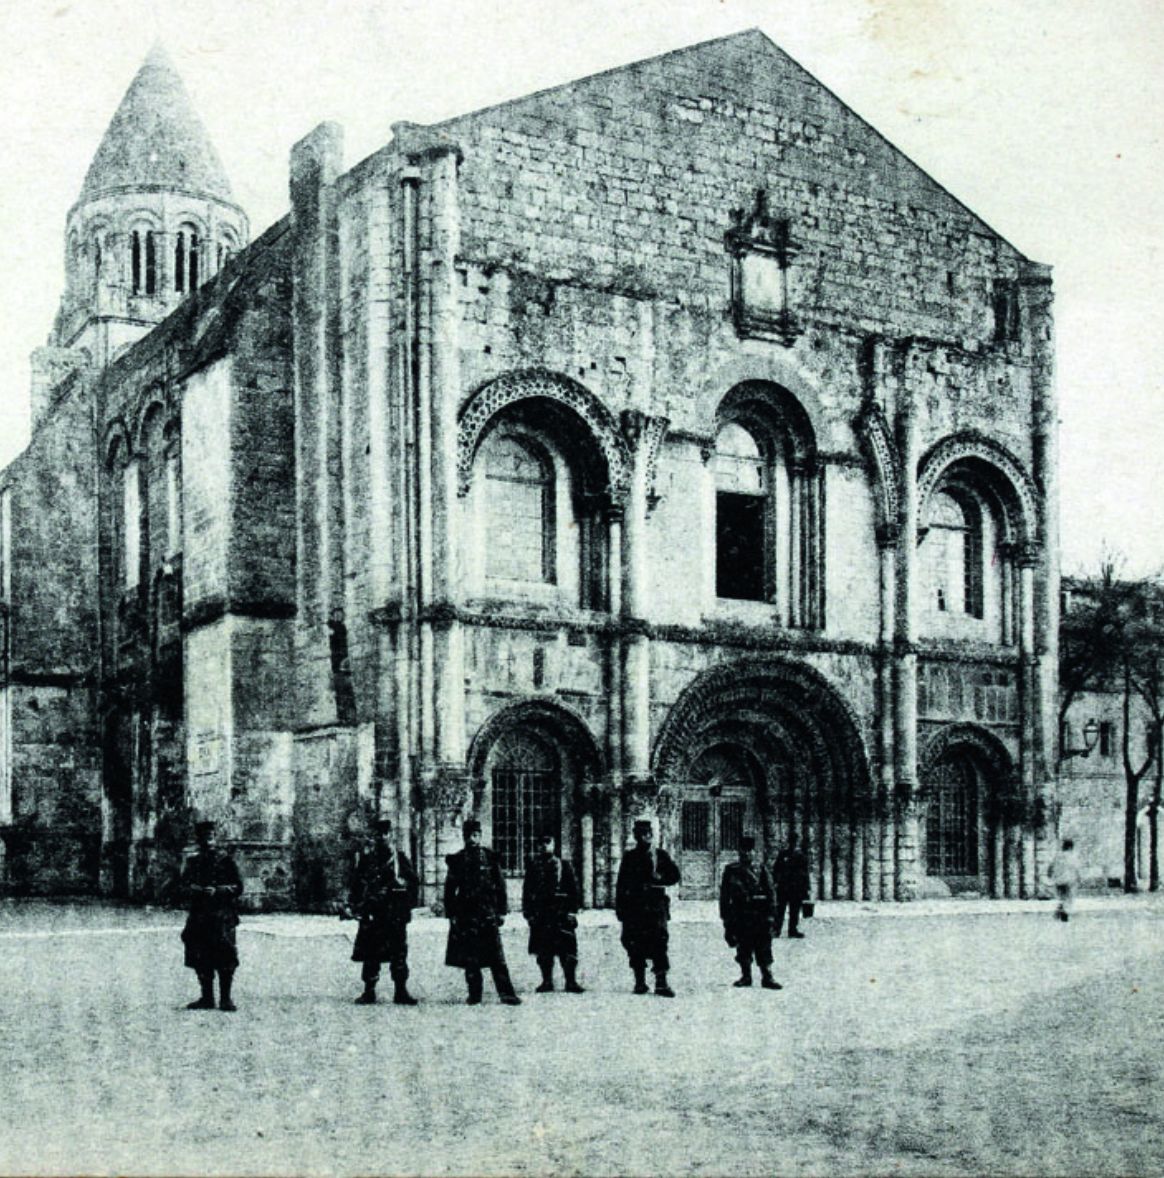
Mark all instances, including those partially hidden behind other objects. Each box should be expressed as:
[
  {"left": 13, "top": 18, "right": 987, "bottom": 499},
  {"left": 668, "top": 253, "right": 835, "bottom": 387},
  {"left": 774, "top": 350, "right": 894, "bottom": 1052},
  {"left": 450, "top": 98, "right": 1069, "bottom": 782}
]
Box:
[{"left": 1048, "top": 838, "right": 1081, "bottom": 922}]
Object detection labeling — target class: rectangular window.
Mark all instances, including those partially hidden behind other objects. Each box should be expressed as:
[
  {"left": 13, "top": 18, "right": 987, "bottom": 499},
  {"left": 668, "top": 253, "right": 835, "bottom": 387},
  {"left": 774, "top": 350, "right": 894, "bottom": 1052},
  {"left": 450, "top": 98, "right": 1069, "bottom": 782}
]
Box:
[
  {"left": 491, "top": 768, "right": 558, "bottom": 876},
  {"left": 1099, "top": 721, "right": 1115, "bottom": 758},
  {"left": 964, "top": 528, "right": 984, "bottom": 618},
  {"left": 0, "top": 487, "right": 10, "bottom": 602},
  {"left": 719, "top": 801, "right": 746, "bottom": 852},
  {"left": 165, "top": 454, "right": 181, "bottom": 556},
  {"left": 681, "top": 801, "right": 710, "bottom": 852},
  {"left": 0, "top": 686, "right": 10, "bottom": 825},
  {"left": 123, "top": 463, "right": 140, "bottom": 589},
  {"left": 716, "top": 492, "right": 766, "bottom": 600},
  {"left": 487, "top": 479, "right": 548, "bottom": 583}
]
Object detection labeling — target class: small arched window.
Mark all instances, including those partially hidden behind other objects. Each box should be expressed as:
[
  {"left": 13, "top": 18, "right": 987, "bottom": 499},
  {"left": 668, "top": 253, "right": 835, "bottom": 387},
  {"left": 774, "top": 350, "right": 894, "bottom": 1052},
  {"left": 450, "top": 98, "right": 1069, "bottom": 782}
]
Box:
[
  {"left": 217, "top": 231, "right": 237, "bottom": 273},
  {"left": 131, "top": 230, "right": 158, "bottom": 295},
  {"left": 714, "top": 421, "right": 769, "bottom": 601},
  {"left": 483, "top": 433, "right": 555, "bottom": 584}
]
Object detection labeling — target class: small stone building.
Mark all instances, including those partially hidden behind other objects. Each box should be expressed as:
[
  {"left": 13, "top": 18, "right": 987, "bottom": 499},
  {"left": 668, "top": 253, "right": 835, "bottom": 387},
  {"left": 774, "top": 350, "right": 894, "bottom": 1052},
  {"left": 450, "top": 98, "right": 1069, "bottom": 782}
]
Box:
[{"left": 0, "top": 31, "right": 1060, "bottom": 908}]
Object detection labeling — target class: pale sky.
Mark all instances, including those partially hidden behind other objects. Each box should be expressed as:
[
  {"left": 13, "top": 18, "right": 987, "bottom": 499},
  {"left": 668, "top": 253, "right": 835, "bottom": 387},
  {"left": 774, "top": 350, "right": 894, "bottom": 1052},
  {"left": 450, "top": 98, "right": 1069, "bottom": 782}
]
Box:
[{"left": 1, "top": 0, "right": 1161, "bottom": 576}]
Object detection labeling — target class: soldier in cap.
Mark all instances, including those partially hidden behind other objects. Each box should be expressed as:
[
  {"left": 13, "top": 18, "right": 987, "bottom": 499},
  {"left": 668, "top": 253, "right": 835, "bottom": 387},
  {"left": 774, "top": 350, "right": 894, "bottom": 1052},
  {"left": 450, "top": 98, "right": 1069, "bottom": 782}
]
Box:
[
  {"left": 521, "top": 831, "right": 584, "bottom": 993},
  {"left": 180, "top": 818, "right": 243, "bottom": 1011},
  {"left": 348, "top": 816, "right": 420, "bottom": 1005},
  {"left": 444, "top": 819, "right": 521, "bottom": 1005},
  {"left": 773, "top": 830, "right": 811, "bottom": 939},
  {"left": 719, "top": 835, "right": 782, "bottom": 990},
  {"left": 615, "top": 818, "right": 681, "bottom": 997}
]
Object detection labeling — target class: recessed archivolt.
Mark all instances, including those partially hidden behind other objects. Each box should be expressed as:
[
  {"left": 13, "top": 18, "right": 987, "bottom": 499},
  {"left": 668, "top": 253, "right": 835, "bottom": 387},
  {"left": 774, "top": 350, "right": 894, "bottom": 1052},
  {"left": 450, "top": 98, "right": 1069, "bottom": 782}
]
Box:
[
  {"left": 466, "top": 697, "right": 606, "bottom": 788},
  {"left": 652, "top": 656, "right": 871, "bottom": 793},
  {"left": 855, "top": 403, "right": 901, "bottom": 539},
  {"left": 457, "top": 369, "right": 632, "bottom": 503},
  {"left": 919, "top": 722, "right": 1018, "bottom": 794},
  {"left": 917, "top": 432, "right": 1039, "bottom": 544}
]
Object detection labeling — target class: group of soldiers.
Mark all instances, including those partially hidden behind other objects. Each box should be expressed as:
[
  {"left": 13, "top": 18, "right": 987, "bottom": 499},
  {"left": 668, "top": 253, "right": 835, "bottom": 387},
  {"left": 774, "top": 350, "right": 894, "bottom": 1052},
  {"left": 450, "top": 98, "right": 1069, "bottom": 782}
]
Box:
[{"left": 178, "top": 816, "right": 813, "bottom": 1010}]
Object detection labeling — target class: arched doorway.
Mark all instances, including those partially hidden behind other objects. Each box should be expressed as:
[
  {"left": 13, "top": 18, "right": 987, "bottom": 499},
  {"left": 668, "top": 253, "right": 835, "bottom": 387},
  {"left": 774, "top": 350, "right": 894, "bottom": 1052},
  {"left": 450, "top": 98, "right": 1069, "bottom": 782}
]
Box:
[
  {"left": 467, "top": 699, "right": 604, "bottom": 905},
  {"left": 654, "top": 659, "right": 872, "bottom": 901},
  {"left": 920, "top": 725, "right": 1017, "bottom": 895},
  {"left": 677, "top": 744, "right": 763, "bottom": 897}
]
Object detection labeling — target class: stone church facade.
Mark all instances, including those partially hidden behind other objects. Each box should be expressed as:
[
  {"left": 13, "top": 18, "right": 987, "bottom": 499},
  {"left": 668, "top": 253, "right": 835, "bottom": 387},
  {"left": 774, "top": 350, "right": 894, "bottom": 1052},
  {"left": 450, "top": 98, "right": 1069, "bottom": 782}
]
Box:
[{"left": 0, "top": 31, "right": 1059, "bottom": 909}]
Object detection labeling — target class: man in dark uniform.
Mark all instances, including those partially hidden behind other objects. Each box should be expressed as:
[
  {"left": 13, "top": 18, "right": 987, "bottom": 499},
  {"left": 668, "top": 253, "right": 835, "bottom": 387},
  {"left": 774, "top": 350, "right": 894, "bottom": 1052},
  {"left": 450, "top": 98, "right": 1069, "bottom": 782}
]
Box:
[
  {"left": 615, "top": 818, "right": 681, "bottom": 997},
  {"left": 521, "top": 831, "right": 583, "bottom": 994},
  {"left": 773, "top": 830, "right": 811, "bottom": 939},
  {"left": 444, "top": 819, "right": 521, "bottom": 1005},
  {"left": 348, "top": 816, "right": 420, "bottom": 1005},
  {"left": 719, "top": 835, "right": 782, "bottom": 990},
  {"left": 181, "top": 818, "right": 243, "bottom": 1011}
]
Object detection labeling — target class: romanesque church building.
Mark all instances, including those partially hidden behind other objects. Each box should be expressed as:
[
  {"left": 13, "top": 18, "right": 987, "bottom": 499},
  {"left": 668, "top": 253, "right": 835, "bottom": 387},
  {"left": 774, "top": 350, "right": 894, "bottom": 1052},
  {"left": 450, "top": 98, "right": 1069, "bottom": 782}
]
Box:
[{"left": 0, "top": 31, "right": 1059, "bottom": 909}]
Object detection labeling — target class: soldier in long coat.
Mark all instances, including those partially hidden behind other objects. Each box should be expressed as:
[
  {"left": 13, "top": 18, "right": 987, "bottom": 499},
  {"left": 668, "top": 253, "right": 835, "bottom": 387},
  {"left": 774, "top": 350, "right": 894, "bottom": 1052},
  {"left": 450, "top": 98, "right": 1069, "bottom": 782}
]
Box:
[
  {"left": 181, "top": 819, "right": 243, "bottom": 1011},
  {"left": 773, "top": 830, "right": 811, "bottom": 938},
  {"left": 615, "top": 818, "right": 681, "bottom": 997},
  {"left": 719, "top": 835, "right": 782, "bottom": 990},
  {"left": 348, "top": 817, "right": 420, "bottom": 1005},
  {"left": 521, "top": 832, "right": 583, "bottom": 993},
  {"left": 444, "top": 819, "right": 521, "bottom": 1005}
]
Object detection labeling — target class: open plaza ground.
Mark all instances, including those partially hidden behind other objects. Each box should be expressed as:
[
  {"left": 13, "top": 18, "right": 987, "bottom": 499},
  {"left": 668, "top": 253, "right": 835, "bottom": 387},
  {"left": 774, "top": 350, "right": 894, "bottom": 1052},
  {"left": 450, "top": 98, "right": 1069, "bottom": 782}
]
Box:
[{"left": 1, "top": 896, "right": 1162, "bottom": 1176}]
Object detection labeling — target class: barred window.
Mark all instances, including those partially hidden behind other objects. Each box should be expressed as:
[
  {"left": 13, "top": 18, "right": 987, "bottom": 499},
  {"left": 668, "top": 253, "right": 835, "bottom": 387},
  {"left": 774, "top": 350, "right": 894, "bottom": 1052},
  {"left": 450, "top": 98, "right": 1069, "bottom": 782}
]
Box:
[
  {"left": 926, "top": 755, "right": 978, "bottom": 876},
  {"left": 682, "top": 801, "right": 710, "bottom": 852},
  {"left": 490, "top": 731, "right": 559, "bottom": 876}
]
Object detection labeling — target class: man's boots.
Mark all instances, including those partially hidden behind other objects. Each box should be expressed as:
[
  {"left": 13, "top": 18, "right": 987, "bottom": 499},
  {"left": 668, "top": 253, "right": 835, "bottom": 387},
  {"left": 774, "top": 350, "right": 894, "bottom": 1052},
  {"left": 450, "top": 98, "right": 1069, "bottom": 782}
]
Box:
[
  {"left": 392, "top": 975, "right": 418, "bottom": 1006},
  {"left": 536, "top": 956, "right": 555, "bottom": 993},
  {"left": 760, "top": 968, "right": 783, "bottom": 991},
  {"left": 563, "top": 958, "right": 585, "bottom": 994},
  {"left": 218, "top": 970, "right": 237, "bottom": 1012},
  {"left": 187, "top": 971, "right": 215, "bottom": 1010},
  {"left": 654, "top": 972, "right": 675, "bottom": 998},
  {"left": 632, "top": 966, "right": 650, "bottom": 995},
  {"left": 733, "top": 965, "right": 753, "bottom": 987},
  {"left": 493, "top": 963, "right": 522, "bottom": 1005},
  {"left": 466, "top": 969, "right": 484, "bottom": 1005}
]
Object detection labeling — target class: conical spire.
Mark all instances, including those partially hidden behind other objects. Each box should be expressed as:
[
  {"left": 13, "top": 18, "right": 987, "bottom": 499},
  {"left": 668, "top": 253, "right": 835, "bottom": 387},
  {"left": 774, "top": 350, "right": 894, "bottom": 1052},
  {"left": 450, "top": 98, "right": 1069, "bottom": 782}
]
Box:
[{"left": 79, "top": 43, "right": 234, "bottom": 202}]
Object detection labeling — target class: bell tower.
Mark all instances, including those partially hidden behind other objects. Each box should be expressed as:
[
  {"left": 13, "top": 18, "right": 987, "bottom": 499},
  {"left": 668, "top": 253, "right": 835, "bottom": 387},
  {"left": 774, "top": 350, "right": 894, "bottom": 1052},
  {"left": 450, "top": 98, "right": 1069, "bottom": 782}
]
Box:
[{"left": 32, "top": 44, "right": 249, "bottom": 425}]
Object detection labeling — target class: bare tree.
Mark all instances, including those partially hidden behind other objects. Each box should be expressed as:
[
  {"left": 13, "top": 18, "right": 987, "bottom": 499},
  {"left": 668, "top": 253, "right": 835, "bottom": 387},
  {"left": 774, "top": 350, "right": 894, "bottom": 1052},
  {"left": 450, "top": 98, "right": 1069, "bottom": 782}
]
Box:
[{"left": 1060, "top": 563, "right": 1164, "bottom": 891}]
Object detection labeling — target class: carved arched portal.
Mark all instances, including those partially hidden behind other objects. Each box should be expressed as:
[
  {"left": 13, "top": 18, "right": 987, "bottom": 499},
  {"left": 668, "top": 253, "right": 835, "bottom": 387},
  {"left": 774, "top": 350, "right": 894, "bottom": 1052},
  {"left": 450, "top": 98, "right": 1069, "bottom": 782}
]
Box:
[{"left": 653, "top": 658, "right": 874, "bottom": 900}]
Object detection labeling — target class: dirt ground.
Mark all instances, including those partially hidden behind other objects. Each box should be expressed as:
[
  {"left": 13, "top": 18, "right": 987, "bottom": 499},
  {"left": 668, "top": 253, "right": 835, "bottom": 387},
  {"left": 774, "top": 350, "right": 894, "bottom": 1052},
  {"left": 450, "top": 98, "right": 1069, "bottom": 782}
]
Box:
[{"left": 1, "top": 898, "right": 1162, "bottom": 1176}]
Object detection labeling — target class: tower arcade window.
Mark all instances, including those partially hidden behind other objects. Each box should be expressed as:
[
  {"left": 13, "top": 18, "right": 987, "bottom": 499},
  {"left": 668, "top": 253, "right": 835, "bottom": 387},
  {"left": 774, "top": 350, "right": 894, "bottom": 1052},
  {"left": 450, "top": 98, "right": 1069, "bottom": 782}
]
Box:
[
  {"left": 714, "top": 421, "right": 769, "bottom": 601},
  {"left": 131, "top": 230, "right": 157, "bottom": 295},
  {"left": 175, "top": 226, "right": 201, "bottom": 293}
]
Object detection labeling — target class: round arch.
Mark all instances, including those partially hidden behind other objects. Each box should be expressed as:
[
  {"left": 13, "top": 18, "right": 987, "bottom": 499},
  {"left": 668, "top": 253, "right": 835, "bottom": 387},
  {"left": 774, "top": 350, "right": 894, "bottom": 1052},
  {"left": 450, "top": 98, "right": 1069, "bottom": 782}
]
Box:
[
  {"left": 466, "top": 697, "right": 605, "bottom": 786},
  {"left": 917, "top": 432, "right": 1039, "bottom": 544},
  {"left": 696, "top": 354, "right": 832, "bottom": 449},
  {"left": 920, "top": 722, "right": 1021, "bottom": 894},
  {"left": 456, "top": 369, "right": 632, "bottom": 503},
  {"left": 102, "top": 418, "right": 133, "bottom": 469},
  {"left": 654, "top": 657, "right": 870, "bottom": 792},
  {"left": 653, "top": 657, "right": 874, "bottom": 899},
  {"left": 466, "top": 698, "right": 606, "bottom": 883}
]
